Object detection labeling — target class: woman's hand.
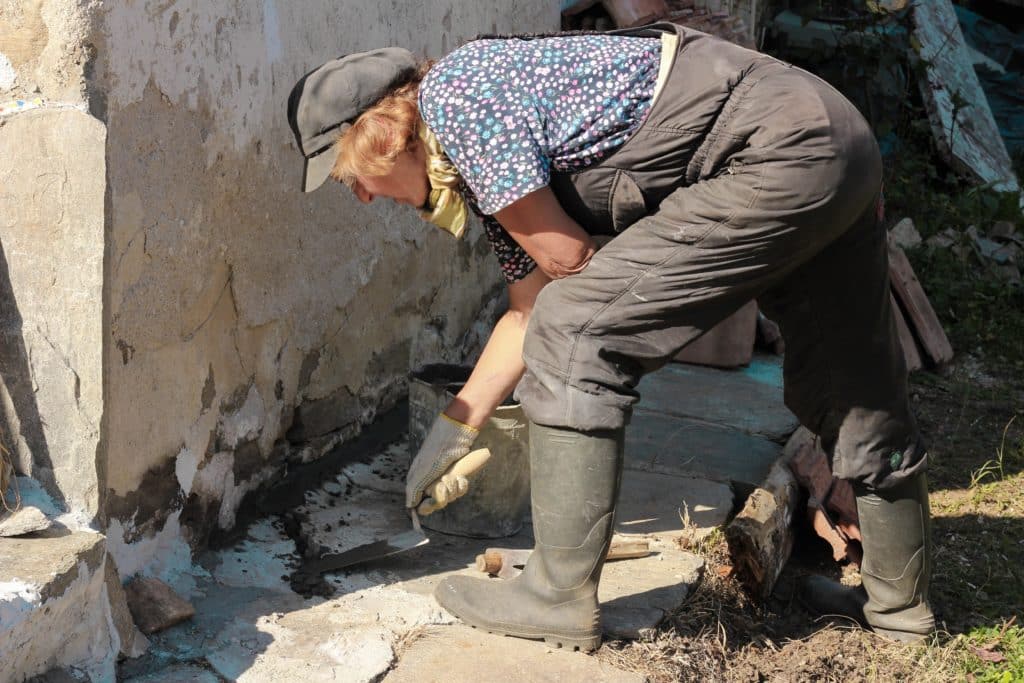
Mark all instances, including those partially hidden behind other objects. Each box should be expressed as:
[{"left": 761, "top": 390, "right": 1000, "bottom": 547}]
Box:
[
  {"left": 405, "top": 413, "right": 479, "bottom": 509},
  {"left": 495, "top": 186, "right": 597, "bottom": 280}
]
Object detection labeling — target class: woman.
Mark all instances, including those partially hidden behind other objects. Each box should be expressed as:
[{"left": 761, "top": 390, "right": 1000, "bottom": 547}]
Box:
[{"left": 287, "top": 24, "right": 934, "bottom": 651}]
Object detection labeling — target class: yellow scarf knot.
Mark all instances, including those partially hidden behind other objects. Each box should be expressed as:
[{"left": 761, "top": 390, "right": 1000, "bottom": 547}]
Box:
[{"left": 418, "top": 121, "right": 468, "bottom": 239}]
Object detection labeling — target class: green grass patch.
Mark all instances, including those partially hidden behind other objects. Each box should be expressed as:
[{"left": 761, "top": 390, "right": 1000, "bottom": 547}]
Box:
[{"left": 951, "top": 622, "right": 1024, "bottom": 682}]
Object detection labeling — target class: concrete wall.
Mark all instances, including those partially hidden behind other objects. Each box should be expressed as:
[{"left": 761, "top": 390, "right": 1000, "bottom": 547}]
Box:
[
  {"left": 0, "top": 108, "right": 105, "bottom": 520},
  {"left": 89, "top": 0, "right": 559, "bottom": 579}
]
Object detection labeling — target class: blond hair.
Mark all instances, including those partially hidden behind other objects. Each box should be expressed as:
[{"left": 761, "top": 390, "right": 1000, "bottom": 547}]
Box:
[{"left": 331, "top": 61, "right": 434, "bottom": 185}]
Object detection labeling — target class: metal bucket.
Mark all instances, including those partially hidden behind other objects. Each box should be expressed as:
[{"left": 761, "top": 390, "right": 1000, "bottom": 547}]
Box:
[{"left": 409, "top": 364, "right": 530, "bottom": 538}]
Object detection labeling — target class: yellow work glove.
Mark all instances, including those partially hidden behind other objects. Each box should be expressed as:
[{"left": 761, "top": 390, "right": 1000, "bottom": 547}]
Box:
[{"left": 405, "top": 413, "right": 479, "bottom": 510}]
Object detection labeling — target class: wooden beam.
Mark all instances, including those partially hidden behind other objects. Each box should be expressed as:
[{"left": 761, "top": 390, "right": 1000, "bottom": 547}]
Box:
[
  {"left": 888, "top": 241, "right": 954, "bottom": 367},
  {"left": 891, "top": 292, "right": 924, "bottom": 372}
]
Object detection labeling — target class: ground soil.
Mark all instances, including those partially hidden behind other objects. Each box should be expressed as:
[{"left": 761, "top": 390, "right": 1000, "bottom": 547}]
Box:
[{"left": 598, "top": 358, "right": 1024, "bottom": 682}]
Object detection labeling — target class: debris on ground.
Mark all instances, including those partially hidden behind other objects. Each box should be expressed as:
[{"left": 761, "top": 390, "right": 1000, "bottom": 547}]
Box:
[{"left": 912, "top": 1, "right": 1021, "bottom": 200}]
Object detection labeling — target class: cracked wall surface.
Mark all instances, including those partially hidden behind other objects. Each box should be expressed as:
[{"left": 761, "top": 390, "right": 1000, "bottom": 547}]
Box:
[
  {"left": 0, "top": 107, "right": 105, "bottom": 518},
  {"left": 89, "top": 0, "right": 559, "bottom": 577}
]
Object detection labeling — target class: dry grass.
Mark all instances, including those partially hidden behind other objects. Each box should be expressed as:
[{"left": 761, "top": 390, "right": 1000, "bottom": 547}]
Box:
[{"left": 597, "top": 360, "right": 1023, "bottom": 682}]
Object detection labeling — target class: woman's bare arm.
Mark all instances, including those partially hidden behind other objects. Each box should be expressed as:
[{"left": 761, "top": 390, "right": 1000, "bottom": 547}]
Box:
[
  {"left": 444, "top": 186, "right": 594, "bottom": 427},
  {"left": 495, "top": 186, "right": 597, "bottom": 280},
  {"left": 444, "top": 267, "right": 549, "bottom": 429}
]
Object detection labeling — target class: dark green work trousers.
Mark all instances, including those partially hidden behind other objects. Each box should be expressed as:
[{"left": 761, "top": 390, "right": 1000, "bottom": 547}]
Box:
[{"left": 516, "top": 23, "right": 925, "bottom": 490}]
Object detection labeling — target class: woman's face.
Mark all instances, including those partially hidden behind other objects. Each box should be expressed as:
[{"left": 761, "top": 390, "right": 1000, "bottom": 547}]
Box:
[{"left": 351, "top": 143, "right": 429, "bottom": 209}]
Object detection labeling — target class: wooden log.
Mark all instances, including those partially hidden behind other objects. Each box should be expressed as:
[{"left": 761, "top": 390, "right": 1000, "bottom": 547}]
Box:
[
  {"left": 725, "top": 457, "right": 799, "bottom": 601},
  {"left": 888, "top": 240, "right": 954, "bottom": 367}
]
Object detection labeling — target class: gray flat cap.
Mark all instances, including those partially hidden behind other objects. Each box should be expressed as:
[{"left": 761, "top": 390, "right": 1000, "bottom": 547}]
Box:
[{"left": 287, "top": 47, "right": 419, "bottom": 192}]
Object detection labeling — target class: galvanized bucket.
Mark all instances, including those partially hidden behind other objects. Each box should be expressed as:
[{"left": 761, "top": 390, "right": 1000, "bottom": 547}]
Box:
[{"left": 409, "top": 364, "right": 530, "bottom": 538}]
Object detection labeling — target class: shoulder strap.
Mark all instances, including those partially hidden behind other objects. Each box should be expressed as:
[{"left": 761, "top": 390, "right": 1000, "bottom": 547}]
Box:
[{"left": 472, "top": 21, "right": 680, "bottom": 43}]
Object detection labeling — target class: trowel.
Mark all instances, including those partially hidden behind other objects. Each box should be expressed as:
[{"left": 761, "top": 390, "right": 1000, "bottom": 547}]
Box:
[{"left": 301, "top": 448, "right": 492, "bottom": 575}]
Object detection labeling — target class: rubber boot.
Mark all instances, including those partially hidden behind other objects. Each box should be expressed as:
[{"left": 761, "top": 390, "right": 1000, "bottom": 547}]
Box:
[
  {"left": 433, "top": 422, "right": 623, "bottom": 651},
  {"left": 799, "top": 471, "right": 936, "bottom": 642}
]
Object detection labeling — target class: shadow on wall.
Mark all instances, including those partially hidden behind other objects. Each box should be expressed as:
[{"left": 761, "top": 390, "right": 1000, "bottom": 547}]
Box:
[{"left": 0, "top": 239, "right": 65, "bottom": 509}]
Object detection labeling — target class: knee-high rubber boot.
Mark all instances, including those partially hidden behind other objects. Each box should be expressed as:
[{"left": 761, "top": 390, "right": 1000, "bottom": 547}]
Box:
[
  {"left": 433, "top": 423, "right": 624, "bottom": 652},
  {"left": 799, "top": 471, "right": 936, "bottom": 642}
]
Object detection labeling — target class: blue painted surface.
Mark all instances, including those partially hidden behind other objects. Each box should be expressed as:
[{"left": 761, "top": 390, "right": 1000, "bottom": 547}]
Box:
[
  {"left": 741, "top": 355, "right": 784, "bottom": 389},
  {"left": 11, "top": 476, "right": 61, "bottom": 516},
  {"left": 637, "top": 355, "right": 798, "bottom": 442}
]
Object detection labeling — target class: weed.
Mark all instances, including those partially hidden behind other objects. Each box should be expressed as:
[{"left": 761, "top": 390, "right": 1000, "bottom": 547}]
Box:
[{"left": 970, "top": 417, "right": 1022, "bottom": 489}]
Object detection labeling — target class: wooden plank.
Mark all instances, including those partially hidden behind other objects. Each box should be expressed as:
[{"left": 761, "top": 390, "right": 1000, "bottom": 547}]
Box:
[
  {"left": 912, "top": 0, "right": 1022, "bottom": 200},
  {"left": 891, "top": 292, "right": 924, "bottom": 372},
  {"left": 888, "top": 241, "right": 954, "bottom": 366}
]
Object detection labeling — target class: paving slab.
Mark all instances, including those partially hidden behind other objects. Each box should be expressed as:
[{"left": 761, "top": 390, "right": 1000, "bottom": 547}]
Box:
[
  {"left": 637, "top": 355, "right": 798, "bottom": 442},
  {"left": 627, "top": 411, "right": 783, "bottom": 486},
  {"left": 601, "top": 547, "right": 704, "bottom": 639},
  {"left": 205, "top": 608, "right": 395, "bottom": 683},
  {"left": 123, "top": 415, "right": 734, "bottom": 681},
  {"left": 383, "top": 625, "right": 645, "bottom": 683},
  {"left": 615, "top": 469, "right": 732, "bottom": 538}
]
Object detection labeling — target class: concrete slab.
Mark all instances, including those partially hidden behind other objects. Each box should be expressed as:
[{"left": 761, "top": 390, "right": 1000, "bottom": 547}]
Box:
[
  {"left": 298, "top": 451, "right": 411, "bottom": 558},
  {"left": 626, "top": 411, "right": 783, "bottom": 486},
  {"left": 601, "top": 547, "right": 704, "bottom": 639},
  {"left": 0, "top": 531, "right": 116, "bottom": 681},
  {"left": 637, "top": 355, "right": 798, "bottom": 442},
  {"left": 0, "top": 531, "right": 106, "bottom": 602},
  {"left": 383, "top": 625, "right": 645, "bottom": 683},
  {"left": 615, "top": 469, "right": 733, "bottom": 539},
  {"left": 206, "top": 610, "right": 396, "bottom": 683}
]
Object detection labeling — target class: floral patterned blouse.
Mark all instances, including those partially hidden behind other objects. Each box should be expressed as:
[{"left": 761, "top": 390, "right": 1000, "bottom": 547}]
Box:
[{"left": 419, "top": 34, "right": 661, "bottom": 283}]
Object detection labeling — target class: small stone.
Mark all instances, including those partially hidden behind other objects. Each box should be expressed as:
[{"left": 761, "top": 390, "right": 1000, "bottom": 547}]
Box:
[
  {"left": 991, "top": 220, "right": 1017, "bottom": 240},
  {"left": 889, "top": 217, "right": 922, "bottom": 250},
  {"left": 0, "top": 505, "right": 53, "bottom": 537},
  {"left": 926, "top": 228, "right": 958, "bottom": 249},
  {"left": 124, "top": 577, "right": 196, "bottom": 634}
]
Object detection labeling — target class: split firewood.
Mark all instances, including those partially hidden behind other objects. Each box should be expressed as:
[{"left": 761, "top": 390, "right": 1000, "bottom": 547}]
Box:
[
  {"left": 476, "top": 538, "right": 651, "bottom": 579},
  {"left": 725, "top": 456, "right": 799, "bottom": 601}
]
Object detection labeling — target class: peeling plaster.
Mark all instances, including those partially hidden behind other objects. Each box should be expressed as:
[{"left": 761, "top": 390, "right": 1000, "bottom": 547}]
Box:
[
  {"left": 175, "top": 446, "right": 199, "bottom": 496},
  {"left": 0, "top": 580, "right": 41, "bottom": 632},
  {"left": 0, "top": 52, "right": 16, "bottom": 91},
  {"left": 106, "top": 513, "right": 208, "bottom": 597},
  {"left": 216, "top": 384, "right": 264, "bottom": 450}
]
